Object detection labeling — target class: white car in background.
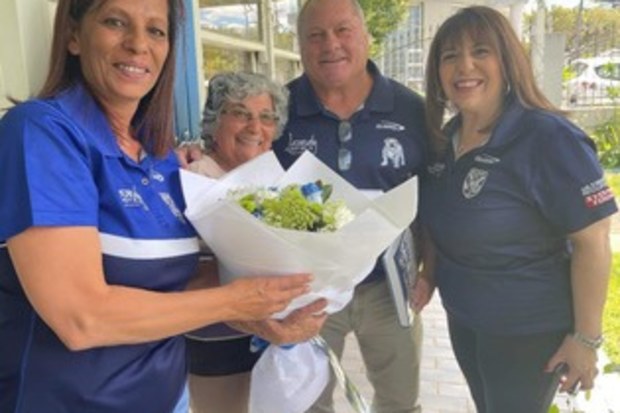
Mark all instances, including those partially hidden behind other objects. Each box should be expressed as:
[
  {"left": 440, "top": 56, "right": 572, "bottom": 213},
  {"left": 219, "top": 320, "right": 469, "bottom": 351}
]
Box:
[{"left": 565, "top": 56, "right": 620, "bottom": 105}]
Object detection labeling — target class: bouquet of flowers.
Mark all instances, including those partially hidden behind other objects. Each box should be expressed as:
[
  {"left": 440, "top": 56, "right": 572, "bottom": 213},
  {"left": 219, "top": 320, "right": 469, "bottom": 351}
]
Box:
[
  {"left": 180, "top": 150, "right": 417, "bottom": 413},
  {"left": 229, "top": 181, "right": 354, "bottom": 232},
  {"left": 181, "top": 150, "right": 417, "bottom": 317}
]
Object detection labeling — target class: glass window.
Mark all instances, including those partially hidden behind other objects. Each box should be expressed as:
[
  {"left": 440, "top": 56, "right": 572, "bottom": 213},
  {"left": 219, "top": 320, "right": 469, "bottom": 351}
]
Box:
[
  {"left": 199, "top": 0, "right": 260, "bottom": 42},
  {"left": 273, "top": 0, "right": 298, "bottom": 50},
  {"left": 569, "top": 62, "right": 588, "bottom": 77},
  {"left": 202, "top": 45, "right": 250, "bottom": 79},
  {"left": 198, "top": 0, "right": 301, "bottom": 84},
  {"left": 275, "top": 58, "right": 300, "bottom": 84},
  {"left": 595, "top": 62, "right": 620, "bottom": 80}
]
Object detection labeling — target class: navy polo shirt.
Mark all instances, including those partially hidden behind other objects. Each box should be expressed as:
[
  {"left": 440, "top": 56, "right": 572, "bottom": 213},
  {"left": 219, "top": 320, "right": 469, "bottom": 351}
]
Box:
[
  {"left": 0, "top": 84, "right": 199, "bottom": 413},
  {"left": 420, "top": 99, "right": 617, "bottom": 335},
  {"left": 273, "top": 61, "right": 427, "bottom": 283}
]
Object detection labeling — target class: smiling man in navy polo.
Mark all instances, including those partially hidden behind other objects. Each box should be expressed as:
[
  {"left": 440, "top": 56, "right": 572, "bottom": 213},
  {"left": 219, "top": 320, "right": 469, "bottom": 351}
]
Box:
[{"left": 272, "top": 0, "right": 427, "bottom": 412}]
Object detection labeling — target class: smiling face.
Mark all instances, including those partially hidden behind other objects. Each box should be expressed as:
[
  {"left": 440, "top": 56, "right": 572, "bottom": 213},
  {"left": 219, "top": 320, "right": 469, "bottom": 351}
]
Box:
[
  {"left": 67, "top": 0, "right": 170, "bottom": 114},
  {"left": 439, "top": 35, "right": 505, "bottom": 119},
  {"left": 212, "top": 93, "right": 278, "bottom": 171},
  {"left": 298, "top": 0, "right": 370, "bottom": 92}
]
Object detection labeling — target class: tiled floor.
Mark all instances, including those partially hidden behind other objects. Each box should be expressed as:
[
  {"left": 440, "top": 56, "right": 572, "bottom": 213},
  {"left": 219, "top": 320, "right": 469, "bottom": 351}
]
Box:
[{"left": 333, "top": 295, "right": 475, "bottom": 413}]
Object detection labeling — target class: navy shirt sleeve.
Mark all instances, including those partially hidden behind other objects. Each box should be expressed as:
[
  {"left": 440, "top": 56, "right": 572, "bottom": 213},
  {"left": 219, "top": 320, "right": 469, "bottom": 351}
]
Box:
[
  {"left": 0, "top": 101, "right": 98, "bottom": 241},
  {"left": 530, "top": 116, "right": 617, "bottom": 234}
]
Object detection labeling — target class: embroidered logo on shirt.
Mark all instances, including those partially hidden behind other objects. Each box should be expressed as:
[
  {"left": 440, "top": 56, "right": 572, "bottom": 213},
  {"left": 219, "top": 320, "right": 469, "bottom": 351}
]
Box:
[
  {"left": 376, "top": 120, "right": 405, "bottom": 131},
  {"left": 582, "top": 178, "right": 614, "bottom": 208},
  {"left": 581, "top": 178, "right": 608, "bottom": 196},
  {"left": 151, "top": 170, "right": 165, "bottom": 182},
  {"left": 284, "top": 132, "right": 318, "bottom": 156},
  {"left": 584, "top": 188, "right": 614, "bottom": 208},
  {"left": 427, "top": 162, "right": 446, "bottom": 177},
  {"left": 159, "top": 192, "right": 186, "bottom": 224},
  {"left": 474, "top": 154, "right": 501, "bottom": 165},
  {"left": 381, "top": 138, "right": 405, "bottom": 168},
  {"left": 462, "top": 168, "right": 489, "bottom": 199},
  {"left": 119, "top": 187, "right": 149, "bottom": 210}
]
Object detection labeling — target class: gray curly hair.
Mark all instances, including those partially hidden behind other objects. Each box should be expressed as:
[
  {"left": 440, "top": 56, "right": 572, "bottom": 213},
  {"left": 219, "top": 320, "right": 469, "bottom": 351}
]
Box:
[{"left": 201, "top": 72, "right": 289, "bottom": 149}]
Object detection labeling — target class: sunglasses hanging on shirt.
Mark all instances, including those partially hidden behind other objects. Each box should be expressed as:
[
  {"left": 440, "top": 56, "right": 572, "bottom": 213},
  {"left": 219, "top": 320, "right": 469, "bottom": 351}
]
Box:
[{"left": 338, "top": 120, "right": 353, "bottom": 171}]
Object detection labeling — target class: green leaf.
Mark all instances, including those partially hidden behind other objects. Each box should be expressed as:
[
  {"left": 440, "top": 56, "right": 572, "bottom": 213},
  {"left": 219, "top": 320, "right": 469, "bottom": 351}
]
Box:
[
  {"left": 320, "top": 182, "right": 333, "bottom": 203},
  {"left": 603, "top": 362, "right": 620, "bottom": 374}
]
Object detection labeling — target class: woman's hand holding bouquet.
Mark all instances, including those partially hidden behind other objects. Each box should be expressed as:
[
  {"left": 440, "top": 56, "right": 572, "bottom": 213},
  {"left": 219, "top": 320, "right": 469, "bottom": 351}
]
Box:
[
  {"left": 223, "top": 274, "right": 318, "bottom": 321},
  {"left": 229, "top": 297, "right": 328, "bottom": 345}
]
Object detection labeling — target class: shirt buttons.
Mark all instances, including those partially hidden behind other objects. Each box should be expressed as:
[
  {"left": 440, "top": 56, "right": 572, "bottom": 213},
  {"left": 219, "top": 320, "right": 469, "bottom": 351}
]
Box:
[{"left": 141, "top": 178, "right": 150, "bottom": 186}]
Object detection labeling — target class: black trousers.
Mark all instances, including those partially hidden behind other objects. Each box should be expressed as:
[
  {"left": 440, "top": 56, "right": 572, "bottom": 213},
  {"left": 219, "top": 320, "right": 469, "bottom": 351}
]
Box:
[
  {"left": 447, "top": 316, "right": 568, "bottom": 413},
  {"left": 186, "top": 336, "right": 261, "bottom": 376}
]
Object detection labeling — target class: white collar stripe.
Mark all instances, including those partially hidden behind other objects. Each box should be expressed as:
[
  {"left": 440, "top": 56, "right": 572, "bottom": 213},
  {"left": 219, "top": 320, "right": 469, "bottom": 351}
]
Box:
[{"left": 100, "top": 233, "right": 199, "bottom": 259}]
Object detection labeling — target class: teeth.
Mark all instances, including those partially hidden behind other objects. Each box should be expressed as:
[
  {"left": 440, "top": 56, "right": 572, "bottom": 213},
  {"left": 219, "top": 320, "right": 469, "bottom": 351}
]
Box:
[
  {"left": 238, "top": 137, "right": 263, "bottom": 146},
  {"left": 117, "top": 64, "right": 147, "bottom": 74},
  {"left": 456, "top": 80, "right": 480, "bottom": 88}
]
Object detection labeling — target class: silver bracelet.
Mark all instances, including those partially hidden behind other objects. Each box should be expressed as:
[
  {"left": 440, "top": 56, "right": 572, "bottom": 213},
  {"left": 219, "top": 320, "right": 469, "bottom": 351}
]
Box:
[{"left": 572, "top": 331, "right": 604, "bottom": 350}]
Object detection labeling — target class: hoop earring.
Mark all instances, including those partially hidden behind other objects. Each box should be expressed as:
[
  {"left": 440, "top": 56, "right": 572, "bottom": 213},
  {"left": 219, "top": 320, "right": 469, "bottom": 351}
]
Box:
[{"left": 505, "top": 82, "right": 512, "bottom": 96}]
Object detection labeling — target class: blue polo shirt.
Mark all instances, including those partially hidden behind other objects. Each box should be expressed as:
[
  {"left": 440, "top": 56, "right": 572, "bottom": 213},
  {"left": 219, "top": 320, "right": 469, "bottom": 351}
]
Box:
[
  {"left": 0, "top": 83, "right": 200, "bottom": 413},
  {"left": 419, "top": 99, "right": 617, "bottom": 335},
  {"left": 273, "top": 61, "right": 427, "bottom": 283}
]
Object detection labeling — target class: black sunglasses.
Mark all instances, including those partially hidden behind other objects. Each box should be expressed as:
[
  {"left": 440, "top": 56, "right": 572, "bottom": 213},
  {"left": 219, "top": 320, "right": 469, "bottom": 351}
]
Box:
[{"left": 338, "top": 121, "right": 352, "bottom": 171}]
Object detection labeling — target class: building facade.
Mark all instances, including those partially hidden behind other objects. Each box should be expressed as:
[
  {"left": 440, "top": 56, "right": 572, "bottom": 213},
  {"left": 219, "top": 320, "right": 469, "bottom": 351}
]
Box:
[{"left": 378, "top": 0, "right": 527, "bottom": 95}]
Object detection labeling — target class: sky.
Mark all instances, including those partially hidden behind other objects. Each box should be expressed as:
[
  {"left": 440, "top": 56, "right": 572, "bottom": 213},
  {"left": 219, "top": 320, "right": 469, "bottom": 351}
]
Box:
[{"left": 527, "top": 0, "right": 594, "bottom": 8}]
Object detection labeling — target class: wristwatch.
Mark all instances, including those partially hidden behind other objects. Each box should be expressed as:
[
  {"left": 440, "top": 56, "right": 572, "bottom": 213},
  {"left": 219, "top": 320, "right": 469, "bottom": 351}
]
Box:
[{"left": 572, "top": 331, "right": 604, "bottom": 350}]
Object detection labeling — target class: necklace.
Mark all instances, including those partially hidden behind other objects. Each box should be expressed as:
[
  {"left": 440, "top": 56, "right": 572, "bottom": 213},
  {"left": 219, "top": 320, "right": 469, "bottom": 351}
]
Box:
[{"left": 452, "top": 132, "right": 490, "bottom": 157}]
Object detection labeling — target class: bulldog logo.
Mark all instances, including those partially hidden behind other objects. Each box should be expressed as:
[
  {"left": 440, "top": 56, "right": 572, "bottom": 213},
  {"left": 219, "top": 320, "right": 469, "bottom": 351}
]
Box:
[{"left": 381, "top": 137, "right": 405, "bottom": 168}]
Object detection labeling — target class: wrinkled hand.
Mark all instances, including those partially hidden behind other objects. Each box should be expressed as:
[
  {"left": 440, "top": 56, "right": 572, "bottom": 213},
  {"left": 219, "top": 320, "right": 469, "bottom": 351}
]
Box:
[
  {"left": 410, "top": 276, "right": 435, "bottom": 313},
  {"left": 224, "top": 274, "right": 313, "bottom": 322},
  {"left": 229, "top": 298, "right": 328, "bottom": 345},
  {"left": 175, "top": 143, "right": 204, "bottom": 169},
  {"left": 545, "top": 335, "right": 599, "bottom": 393}
]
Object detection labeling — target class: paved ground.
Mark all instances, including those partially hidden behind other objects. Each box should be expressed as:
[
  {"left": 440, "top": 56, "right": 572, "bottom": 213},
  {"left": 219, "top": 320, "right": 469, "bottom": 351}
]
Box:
[
  {"left": 333, "top": 210, "right": 620, "bottom": 413},
  {"left": 333, "top": 296, "right": 475, "bottom": 413}
]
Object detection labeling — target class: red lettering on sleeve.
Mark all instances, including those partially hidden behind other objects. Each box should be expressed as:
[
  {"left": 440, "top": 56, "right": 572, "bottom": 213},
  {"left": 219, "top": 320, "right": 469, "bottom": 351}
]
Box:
[{"left": 584, "top": 188, "right": 614, "bottom": 208}]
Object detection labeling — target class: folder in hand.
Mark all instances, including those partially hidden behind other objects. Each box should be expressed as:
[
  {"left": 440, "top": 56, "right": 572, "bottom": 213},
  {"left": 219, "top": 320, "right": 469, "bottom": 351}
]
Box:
[{"left": 382, "top": 228, "right": 417, "bottom": 327}]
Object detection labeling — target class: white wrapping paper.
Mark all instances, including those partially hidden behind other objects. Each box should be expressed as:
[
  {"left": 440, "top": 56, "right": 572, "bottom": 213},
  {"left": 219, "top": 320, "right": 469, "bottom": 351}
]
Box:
[
  {"left": 180, "top": 150, "right": 417, "bottom": 412},
  {"left": 248, "top": 343, "right": 331, "bottom": 413},
  {"left": 181, "top": 150, "right": 417, "bottom": 317}
]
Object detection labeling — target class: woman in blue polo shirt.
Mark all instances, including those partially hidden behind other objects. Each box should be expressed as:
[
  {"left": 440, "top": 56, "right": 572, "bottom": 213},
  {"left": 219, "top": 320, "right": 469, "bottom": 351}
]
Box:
[
  {"left": 0, "top": 1, "right": 324, "bottom": 412},
  {"left": 419, "top": 6, "right": 617, "bottom": 413}
]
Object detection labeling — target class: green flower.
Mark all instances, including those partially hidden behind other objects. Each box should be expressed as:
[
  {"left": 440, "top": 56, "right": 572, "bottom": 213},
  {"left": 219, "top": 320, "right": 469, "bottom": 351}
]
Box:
[{"left": 229, "top": 182, "right": 354, "bottom": 232}]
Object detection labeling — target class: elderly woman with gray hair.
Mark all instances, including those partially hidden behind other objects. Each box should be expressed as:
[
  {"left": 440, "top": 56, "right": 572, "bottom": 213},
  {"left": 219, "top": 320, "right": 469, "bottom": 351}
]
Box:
[
  {"left": 185, "top": 72, "right": 313, "bottom": 413},
  {"left": 187, "top": 72, "right": 289, "bottom": 177}
]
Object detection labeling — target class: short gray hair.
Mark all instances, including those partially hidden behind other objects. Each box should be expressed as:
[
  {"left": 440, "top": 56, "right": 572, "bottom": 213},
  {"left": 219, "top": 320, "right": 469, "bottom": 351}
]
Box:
[
  {"left": 201, "top": 72, "right": 289, "bottom": 149},
  {"left": 297, "top": 0, "right": 367, "bottom": 41}
]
